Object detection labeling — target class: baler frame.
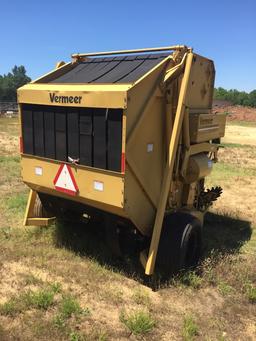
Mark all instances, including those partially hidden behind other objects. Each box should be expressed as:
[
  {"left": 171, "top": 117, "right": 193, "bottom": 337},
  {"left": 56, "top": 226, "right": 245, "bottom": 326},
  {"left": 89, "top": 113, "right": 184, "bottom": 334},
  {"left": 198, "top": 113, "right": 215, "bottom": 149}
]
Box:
[{"left": 19, "top": 45, "right": 224, "bottom": 276}]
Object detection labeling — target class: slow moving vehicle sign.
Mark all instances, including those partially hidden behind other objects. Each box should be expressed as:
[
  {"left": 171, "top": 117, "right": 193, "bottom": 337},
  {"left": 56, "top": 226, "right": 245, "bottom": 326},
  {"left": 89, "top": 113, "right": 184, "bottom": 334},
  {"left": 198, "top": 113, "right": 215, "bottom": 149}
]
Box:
[{"left": 53, "top": 164, "right": 78, "bottom": 196}]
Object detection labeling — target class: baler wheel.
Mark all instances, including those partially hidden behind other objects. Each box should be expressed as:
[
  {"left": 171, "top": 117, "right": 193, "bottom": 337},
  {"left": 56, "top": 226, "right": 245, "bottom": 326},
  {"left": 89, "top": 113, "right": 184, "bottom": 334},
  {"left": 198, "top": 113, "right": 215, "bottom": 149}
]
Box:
[
  {"left": 156, "top": 212, "right": 202, "bottom": 278},
  {"left": 33, "top": 194, "right": 50, "bottom": 218}
]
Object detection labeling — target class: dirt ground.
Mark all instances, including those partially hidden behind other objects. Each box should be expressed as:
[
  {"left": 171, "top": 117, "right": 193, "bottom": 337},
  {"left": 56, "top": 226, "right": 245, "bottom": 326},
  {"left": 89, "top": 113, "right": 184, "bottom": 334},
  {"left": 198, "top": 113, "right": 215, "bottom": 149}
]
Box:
[
  {"left": 0, "top": 117, "right": 255, "bottom": 341},
  {"left": 214, "top": 105, "right": 256, "bottom": 122},
  {"left": 222, "top": 125, "right": 256, "bottom": 146}
]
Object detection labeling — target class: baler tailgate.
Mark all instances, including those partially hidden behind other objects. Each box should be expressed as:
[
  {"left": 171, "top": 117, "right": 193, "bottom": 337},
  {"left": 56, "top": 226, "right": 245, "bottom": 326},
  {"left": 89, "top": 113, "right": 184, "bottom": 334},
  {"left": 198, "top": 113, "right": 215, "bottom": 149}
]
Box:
[{"left": 21, "top": 104, "right": 123, "bottom": 172}]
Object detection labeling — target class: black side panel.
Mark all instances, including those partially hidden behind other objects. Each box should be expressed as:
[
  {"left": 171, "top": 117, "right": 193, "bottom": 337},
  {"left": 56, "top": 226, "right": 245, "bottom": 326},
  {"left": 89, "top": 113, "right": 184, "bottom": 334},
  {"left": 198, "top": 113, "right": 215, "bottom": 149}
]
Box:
[
  {"left": 93, "top": 108, "right": 107, "bottom": 169},
  {"left": 67, "top": 111, "right": 79, "bottom": 160},
  {"left": 55, "top": 111, "right": 67, "bottom": 161},
  {"left": 22, "top": 109, "right": 34, "bottom": 154},
  {"left": 44, "top": 111, "right": 55, "bottom": 159},
  {"left": 33, "top": 110, "right": 44, "bottom": 156},
  {"left": 108, "top": 109, "right": 122, "bottom": 172},
  {"left": 80, "top": 109, "right": 93, "bottom": 166}
]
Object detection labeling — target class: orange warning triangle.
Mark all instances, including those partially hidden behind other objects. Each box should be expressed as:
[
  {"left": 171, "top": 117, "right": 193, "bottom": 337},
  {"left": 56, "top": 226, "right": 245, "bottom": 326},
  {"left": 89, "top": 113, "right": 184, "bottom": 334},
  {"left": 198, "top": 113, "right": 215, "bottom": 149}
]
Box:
[{"left": 53, "top": 164, "right": 78, "bottom": 196}]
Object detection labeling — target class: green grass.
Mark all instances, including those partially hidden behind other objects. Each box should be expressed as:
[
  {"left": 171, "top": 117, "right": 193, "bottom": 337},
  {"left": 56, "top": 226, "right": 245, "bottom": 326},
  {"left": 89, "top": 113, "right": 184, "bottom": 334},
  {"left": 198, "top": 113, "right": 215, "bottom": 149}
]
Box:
[
  {"left": 54, "top": 294, "right": 90, "bottom": 329},
  {"left": 0, "top": 155, "right": 20, "bottom": 177},
  {"left": 178, "top": 272, "right": 203, "bottom": 289},
  {"left": 218, "top": 281, "right": 234, "bottom": 296},
  {"left": 69, "top": 331, "right": 84, "bottom": 341},
  {"left": 0, "top": 298, "right": 20, "bottom": 317},
  {"left": 208, "top": 161, "right": 256, "bottom": 183},
  {"left": 244, "top": 282, "right": 256, "bottom": 303},
  {"left": 221, "top": 142, "right": 254, "bottom": 149},
  {"left": 120, "top": 310, "right": 155, "bottom": 336},
  {"left": 132, "top": 287, "right": 151, "bottom": 305},
  {"left": 0, "top": 286, "right": 57, "bottom": 316},
  {"left": 59, "top": 295, "right": 87, "bottom": 318},
  {"left": 6, "top": 192, "right": 27, "bottom": 212},
  {"left": 24, "top": 289, "right": 55, "bottom": 310},
  {"left": 227, "top": 120, "right": 256, "bottom": 127},
  {"left": 182, "top": 315, "right": 199, "bottom": 341}
]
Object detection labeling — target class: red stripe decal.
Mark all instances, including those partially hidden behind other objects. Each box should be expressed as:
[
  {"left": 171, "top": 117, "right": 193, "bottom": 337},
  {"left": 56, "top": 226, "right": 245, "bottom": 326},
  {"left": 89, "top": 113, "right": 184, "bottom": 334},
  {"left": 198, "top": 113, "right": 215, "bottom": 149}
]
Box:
[
  {"left": 53, "top": 163, "right": 65, "bottom": 185},
  {"left": 53, "top": 164, "right": 79, "bottom": 195},
  {"left": 54, "top": 186, "right": 77, "bottom": 196},
  {"left": 121, "top": 153, "right": 126, "bottom": 173},
  {"left": 19, "top": 136, "right": 23, "bottom": 153}
]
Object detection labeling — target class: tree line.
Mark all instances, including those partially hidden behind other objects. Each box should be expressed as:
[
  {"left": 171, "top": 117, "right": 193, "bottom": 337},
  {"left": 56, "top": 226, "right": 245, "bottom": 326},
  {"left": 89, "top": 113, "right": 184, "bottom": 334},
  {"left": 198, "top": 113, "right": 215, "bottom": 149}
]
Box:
[
  {"left": 0, "top": 66, "right": 31, "bottom": 102},
  {"left": 214, "top": 87, "right": 256, "bottom": 108},
  {"left": 0, "top": 66, "right": 256, "bottom": 108}
]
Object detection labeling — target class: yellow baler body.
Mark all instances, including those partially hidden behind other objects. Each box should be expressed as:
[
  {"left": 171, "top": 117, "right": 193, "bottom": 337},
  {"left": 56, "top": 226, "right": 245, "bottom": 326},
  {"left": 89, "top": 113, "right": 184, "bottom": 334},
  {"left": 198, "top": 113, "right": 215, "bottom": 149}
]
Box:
[{"left": 18, "top": 45, "right": 226, "bottom": 274}]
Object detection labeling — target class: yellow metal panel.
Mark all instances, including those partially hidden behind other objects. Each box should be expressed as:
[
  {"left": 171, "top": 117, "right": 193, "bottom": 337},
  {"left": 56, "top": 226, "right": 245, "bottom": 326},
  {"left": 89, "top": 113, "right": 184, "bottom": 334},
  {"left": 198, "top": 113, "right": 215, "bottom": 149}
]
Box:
[
  {"left": 145, "top": 52, "right": 194, "bottom": 275},
  {"left": 126, "top": 96, "right": 165, "bottom": 207},
  {"left": 126, "top": 60, "right": 167, "bottom": 136},
  {"left": 189, "top": 113, "right": 226, "bottom": 143},
  {"left": 124, "top": 166, "right": 155, "bottom": 236},
  {"left": 23, "top": 189, "right": 37, "bottom": 226},
  {"left": 18, "top": 83, "right": 130, "bottom": 109},
  {"left": 26, "top": 217, "right": 56, "bottom": 226},
  {"left": 186, "top": 54, "right": 215, "bottom": 109},
  {"left": 21, "top": 156, "right": 124, "bottom": 210}
]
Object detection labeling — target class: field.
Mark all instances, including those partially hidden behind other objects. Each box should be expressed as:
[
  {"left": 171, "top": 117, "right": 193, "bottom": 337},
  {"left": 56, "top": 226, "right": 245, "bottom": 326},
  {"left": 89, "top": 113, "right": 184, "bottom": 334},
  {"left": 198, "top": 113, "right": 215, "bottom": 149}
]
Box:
[{"left": 0, "top": 117, "right": 256, "bottom": 341}]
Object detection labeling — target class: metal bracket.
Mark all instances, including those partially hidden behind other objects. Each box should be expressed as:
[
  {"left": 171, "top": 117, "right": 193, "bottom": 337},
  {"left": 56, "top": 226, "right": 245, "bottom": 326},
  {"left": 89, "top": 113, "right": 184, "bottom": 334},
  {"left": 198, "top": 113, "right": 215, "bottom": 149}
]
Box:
[{"left": 23, "top": 190, "right": 56, "bottom": 227}]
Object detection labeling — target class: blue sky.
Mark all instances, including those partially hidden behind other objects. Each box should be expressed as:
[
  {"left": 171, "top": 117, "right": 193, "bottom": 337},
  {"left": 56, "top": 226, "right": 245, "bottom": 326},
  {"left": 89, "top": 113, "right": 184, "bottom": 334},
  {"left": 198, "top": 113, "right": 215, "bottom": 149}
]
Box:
[{"left": 0, "top": 0, "right": 255, "bottom": 91}]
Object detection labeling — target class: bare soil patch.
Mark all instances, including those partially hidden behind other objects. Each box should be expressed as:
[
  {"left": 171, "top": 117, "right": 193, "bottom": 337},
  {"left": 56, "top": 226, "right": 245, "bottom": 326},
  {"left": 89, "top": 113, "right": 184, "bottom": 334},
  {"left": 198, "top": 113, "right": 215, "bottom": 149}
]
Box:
[{"left": 214, "top": 105, "right": 256, "bottom": 122}]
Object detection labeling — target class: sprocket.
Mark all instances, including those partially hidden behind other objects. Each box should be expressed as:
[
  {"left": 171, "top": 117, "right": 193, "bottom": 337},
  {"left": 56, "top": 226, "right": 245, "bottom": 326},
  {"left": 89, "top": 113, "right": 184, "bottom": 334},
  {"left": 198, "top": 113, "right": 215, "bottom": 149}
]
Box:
[{"left": 197, "top": 186, "right": 223, "bottom": 211}]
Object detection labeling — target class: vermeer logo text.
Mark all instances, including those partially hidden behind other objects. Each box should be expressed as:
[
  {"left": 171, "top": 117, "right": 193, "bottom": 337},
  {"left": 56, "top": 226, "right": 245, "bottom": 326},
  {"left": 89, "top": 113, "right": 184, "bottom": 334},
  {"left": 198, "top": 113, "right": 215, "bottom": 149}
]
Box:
[{"left": 49, "top": 93, "right": 82, "bottom": 104}]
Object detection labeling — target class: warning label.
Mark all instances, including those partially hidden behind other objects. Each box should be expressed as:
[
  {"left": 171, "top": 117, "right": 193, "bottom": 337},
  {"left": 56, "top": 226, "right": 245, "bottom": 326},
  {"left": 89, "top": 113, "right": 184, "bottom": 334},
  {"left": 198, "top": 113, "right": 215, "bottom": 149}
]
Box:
[{"left": 53, "top": 164, "right": 78, "bottom": 196}]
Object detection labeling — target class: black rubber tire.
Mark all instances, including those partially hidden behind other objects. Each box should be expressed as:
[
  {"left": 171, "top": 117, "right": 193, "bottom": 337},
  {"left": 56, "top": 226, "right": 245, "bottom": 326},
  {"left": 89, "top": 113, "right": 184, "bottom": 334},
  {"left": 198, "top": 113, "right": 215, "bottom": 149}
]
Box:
[{"left": 156, "top": 212, "right": 202, "bottom": 278}]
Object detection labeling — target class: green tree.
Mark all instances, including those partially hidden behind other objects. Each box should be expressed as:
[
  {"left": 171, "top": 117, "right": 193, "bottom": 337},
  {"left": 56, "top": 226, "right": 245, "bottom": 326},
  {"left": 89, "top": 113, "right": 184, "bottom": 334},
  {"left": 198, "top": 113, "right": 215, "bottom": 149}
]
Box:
[
  {"left": 0, "top": 65, "right": 31, "bottom": 102},
  {"left": 214, "top": 87, "right": 256, "bottom": 108},
  {"left": 248, "top": 90, "right": 256, "bottom": 107}
]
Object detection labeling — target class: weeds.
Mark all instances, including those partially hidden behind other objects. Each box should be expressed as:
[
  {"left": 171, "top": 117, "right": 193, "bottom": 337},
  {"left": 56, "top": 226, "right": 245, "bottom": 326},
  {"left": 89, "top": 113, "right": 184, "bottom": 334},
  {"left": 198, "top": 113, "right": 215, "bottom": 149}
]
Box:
[
  {"left": 0, "top": 298, "right": 20, "bottom": 317},
  {"left": 59, "top": 295, "right": 87, "bottom": 318},
  {"left": 0, "top": 285, "right": 57, "bottom": 316},
  {"left": 179, "top": 272, "right": 203, "bottom": 289},
  {"left": 244, "top": 282, "right": 256, "bottom": 303},
  {"left": 69, "top": 331, "right": 84, "bottom": 341},
  {"left": 182, "top": 315, "right": 199, "bottom": 341},
  {"left": 51, "top": 282, "right": 62, "bottom": 294},
  {"left": 132, "top": 287, "right": 151, "bottom": 305},
  {"left": 120, "top": 309, "right": 155, "bottom": 335},
  {"left": 218, "top": 281, "right": 234, "bottom": 296},
  {"left": 53, "top": 314, "right": 66, "bottom": 329},
  {"left": 24, "top": 289, "right": 55, "bottom": 310},
  {"left": 54, "top": 294, "right": 90, "bottom": 330}
]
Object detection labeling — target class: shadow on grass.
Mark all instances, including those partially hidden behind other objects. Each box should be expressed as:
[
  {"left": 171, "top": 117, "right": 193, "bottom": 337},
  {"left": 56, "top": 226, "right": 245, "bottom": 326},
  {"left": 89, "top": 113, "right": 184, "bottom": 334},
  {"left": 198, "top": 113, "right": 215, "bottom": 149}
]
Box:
[
  {"left": 53, "top": 211, "right": 252, "bottom": 286},
  {"left": 53, "top": 219, "right": 147, "bottom": 283},
  {"left": 202, "top": 211, "right": 252, "bottom": 259}
]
